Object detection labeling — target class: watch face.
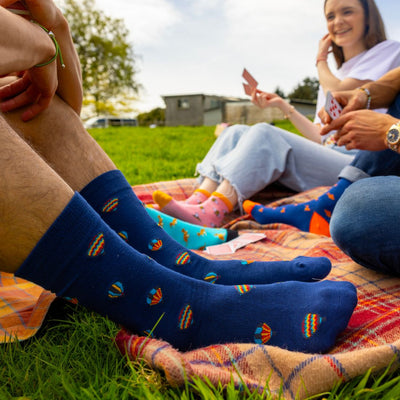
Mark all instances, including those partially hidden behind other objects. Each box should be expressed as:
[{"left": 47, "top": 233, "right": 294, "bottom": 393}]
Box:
[{"left": 388, "top": 128, "right": 400, "bottom": 144}]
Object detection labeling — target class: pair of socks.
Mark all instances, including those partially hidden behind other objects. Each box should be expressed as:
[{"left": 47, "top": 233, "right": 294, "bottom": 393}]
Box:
[
  {"left": 153, "top": 190, "right": 232, "bottom": 228},
  {"left": 244, "top": 179, "right": 351, "bottom": 237},
  {"left": 145, "top": 205, "right": 238, "bottom": 249},
  {"left": 15, "top": 171, "right": 357, "bottom": 352}
]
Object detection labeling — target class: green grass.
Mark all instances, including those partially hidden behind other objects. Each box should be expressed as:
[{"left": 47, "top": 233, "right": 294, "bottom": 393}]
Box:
[{"left": 0, "top": 122, "right": 399, "bottom": 399}]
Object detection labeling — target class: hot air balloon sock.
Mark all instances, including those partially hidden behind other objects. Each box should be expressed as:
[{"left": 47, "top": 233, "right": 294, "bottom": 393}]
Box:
[
  {"left": 243, "top": 179, "right": 351, "bottom": 237},
  {"left": 145, "top": 205, "right": 238, "bottom": 249},
  {"left": 15, "top": 196, "right": 358, "bottom": 353},
  {"left": 152, "top": 190, "right": 232, "bottom": 228},
  {"left": 80, "top": 170, "right": 333, "bottom": 285}
]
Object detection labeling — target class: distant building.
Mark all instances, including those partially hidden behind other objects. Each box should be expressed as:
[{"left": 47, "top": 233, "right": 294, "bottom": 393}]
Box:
[
  {"left": 162, "top": 94, "right": 316, "bottom": 126},
  {"left": 162, "top": 94, "right": 245, "bottom": 127}
]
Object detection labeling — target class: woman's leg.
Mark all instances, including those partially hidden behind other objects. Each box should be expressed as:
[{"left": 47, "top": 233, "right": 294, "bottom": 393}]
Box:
[
  {"left": 330, "top": 176, "right": 400, "bottom": 276},
  {"left": 155, "top": 123, "right": 354, "bottom": 226}
]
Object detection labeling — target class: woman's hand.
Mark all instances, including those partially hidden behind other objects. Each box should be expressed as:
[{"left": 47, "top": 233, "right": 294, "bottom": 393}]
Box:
[
  {"left": 251, "top": 89, "right": 284, "bottom": 109},
  {"left": 316, "top": 33, "right": 332, "bottom": 65}
]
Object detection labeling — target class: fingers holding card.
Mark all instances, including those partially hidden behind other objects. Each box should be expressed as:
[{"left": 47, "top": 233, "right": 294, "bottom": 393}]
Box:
[{"left": 325, "top": 91, "right": 343, "bottom": 120}]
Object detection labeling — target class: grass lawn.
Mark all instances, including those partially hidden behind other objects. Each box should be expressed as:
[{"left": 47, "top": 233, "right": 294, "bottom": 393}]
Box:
[{"left": 1, "top": 123, "right": 399, "bottom": 399}]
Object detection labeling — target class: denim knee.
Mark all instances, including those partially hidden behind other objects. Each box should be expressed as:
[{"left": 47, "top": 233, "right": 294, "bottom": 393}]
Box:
[{"left": 331, "top": 177, "right": 400, "bottom": 276}]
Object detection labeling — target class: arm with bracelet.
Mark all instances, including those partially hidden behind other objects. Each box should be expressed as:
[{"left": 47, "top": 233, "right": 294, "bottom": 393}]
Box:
[{"left": 0, "top": 0, "right": 82, "bottom": 118}]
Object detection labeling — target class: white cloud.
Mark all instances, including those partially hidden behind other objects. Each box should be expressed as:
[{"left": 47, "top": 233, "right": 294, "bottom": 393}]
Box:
[{"left": 94, "top": 0, "right": 182, "bottom": 47}]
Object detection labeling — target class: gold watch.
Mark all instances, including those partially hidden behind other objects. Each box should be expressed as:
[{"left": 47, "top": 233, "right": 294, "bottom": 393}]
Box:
[{"left": 386, "top": 122, "right": 400, "bottom": 152}]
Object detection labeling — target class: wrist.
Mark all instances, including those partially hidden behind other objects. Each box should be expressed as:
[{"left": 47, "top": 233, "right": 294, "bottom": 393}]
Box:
[
  {"left": 386, "top": 120, "right": 400, "bottom": 152},
  {"left": 357, "top": 87, "right": 371, "bottom": 109},
  {"left": 31, "top": 22, "right": 56, "bottom": 68}
]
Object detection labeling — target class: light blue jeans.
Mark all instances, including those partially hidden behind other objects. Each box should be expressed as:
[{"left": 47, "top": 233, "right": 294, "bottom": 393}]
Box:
[
  {"left": 331, "top": 176, "right": 400, "bottom": 276},
  {"left": 196, "top": 123, "right": 355, "bottom": 208}
]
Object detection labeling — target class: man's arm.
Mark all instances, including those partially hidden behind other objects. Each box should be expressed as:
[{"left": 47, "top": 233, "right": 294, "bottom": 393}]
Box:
[{"left": 362, "top": 67, "right": 400, "bottom": 110}]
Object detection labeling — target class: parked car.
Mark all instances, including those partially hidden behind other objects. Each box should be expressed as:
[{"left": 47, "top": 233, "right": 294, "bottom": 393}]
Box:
[{"left": 84, "top": 116, "right": 138, "bottom": 129}]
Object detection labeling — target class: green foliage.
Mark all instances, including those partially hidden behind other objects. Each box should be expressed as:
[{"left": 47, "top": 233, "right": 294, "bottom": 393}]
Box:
[
  {"left": 62, "top": 0, "right": 139, "bottom": 116},
  {"left": 274, "top": 86, "right": 286, "bottom": 98},
  {"left": 288, "top": 76, "right": 319, "bottom": 101},
  {"left": 137, "top": 108, "right": 166, "bottom": 127}
]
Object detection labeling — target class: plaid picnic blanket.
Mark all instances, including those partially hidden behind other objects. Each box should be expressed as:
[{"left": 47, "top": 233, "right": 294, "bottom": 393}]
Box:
[{"left": 1, "top": 178, "right": 399, "bottom": 399}]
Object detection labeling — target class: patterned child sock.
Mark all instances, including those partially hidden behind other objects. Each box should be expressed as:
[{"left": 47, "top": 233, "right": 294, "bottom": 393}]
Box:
[
  {"left": 80, "top": 170, "right": 333, "bottom": 285},
  {"left": 184, "top": 188, "right": 211, "bottom": 205},
  {"left": 243, "top": 179, "right": 351, "bottom": 237},
  {"left": 15, "top": 192, "right": 358, "bottom": 353},
  {"left": 145, "top": 206, "right": 238, "bottom": 249},
  {"left": 153, "top": 190, "right": 232, "bottom": 228}
]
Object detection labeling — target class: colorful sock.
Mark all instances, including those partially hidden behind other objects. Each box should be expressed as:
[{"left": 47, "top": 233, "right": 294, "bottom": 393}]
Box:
[
  {"left": 243, "top": 179, "right": 351, "bottom": 237},
  {"left": 153, "top": 190, "right": 232, "bottom": 228},
  {"left": 80, "top": 171, "right": 333, "bottom": 285},
  {"left": 184, "top": 188, "right": 210, "bottom": 205},
  {"left": 15, "top": 193, "right": 358, "bottom": 353},
  {"left": 145, "top": 206, "right": 238, "bottom": 249}
]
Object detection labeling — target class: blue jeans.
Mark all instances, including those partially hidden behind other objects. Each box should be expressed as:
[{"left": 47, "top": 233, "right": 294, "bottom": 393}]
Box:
[
  {"left": 196, "top": 123, "right": 355, "bottom": 208},
  {"left": 330, "top": 176, "right": 400, "bottom": 276}
]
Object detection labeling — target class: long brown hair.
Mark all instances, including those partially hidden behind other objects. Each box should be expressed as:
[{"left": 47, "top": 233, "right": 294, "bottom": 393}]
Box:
[{"left": 324, "top": 0, "right": 387, "bottom": 68}]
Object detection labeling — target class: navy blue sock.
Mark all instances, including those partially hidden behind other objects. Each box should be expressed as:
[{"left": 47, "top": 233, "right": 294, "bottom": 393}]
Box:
[
  {"left": 15, "top": 193, "right": 358, "bottom": 352},
  {"left": 244, "top": 179, "right": 351, "bottom": 237},
  {"left": 80, "top": 171, "right": 333, "bottom": 285}
]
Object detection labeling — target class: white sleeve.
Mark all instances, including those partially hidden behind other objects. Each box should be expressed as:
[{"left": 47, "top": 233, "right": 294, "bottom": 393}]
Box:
[{"left": 344, "top": 40, "right": 400, "bottom": 82}]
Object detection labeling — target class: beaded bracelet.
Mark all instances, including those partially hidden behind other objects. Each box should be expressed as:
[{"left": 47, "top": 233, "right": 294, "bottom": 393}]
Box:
[
  {"left": 34, "top": 23, "right": 65, "bottom": 68},
  {"left": 357, "top": 87, "right": 371, "bottom": 109}
]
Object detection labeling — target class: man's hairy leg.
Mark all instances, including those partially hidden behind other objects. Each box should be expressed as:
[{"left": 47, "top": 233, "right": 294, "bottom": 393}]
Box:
[
  {"left": 1, "top": 95, "right": 116, "bottom": 191},
  {"left": 0, "top": 116, "right": 73, "bottom": 272}
]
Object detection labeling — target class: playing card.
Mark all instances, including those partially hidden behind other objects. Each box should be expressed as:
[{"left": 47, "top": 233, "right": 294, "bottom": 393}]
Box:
[
  {"left": 204, "top": 233, "right": 266, "bottom": 255},
  {"left": 242, "top": 68, "right": 258, "bottom": 89},
  {"left": 325, "top": 91, "right": 343, "bottom": 120},
  {"left": 243, "top": 83, "right": 253, "bottom": 96}
]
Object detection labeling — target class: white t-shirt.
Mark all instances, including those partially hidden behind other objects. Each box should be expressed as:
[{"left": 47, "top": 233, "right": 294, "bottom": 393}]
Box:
[{"left": 314, "top": 40, "right": 400, "bottom": 143}]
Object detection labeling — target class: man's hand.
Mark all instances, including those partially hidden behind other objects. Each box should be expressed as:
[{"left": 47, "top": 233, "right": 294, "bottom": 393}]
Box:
[
  {"left": 320, "top": 110, "right": 397, "bottom": 151},
  {"left": 0, "top": 62, "right": 58, "bottom": 121}
]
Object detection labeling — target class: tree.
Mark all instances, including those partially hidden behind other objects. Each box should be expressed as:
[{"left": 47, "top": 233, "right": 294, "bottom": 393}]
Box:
[
  {"left": 62, "top": 0, "right": 139, "bottom": 116},
  {"left": 288, "top": 77, "right": 319, "bottom": 101},
  {"left": 274, "top": 86, "right": 285, "bottom": 98},
  {"left": 137, "top": 108, "right": 165, "bottom": 126}
]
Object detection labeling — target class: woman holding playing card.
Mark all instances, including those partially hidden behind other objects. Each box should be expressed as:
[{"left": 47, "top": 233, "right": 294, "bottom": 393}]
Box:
[{"left": 152, "top": 0, "right": 400, "bottom": 231}]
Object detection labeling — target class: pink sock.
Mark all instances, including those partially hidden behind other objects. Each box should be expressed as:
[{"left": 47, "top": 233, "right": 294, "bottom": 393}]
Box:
[
  {"left": 153, "top": 191, "right": 232, "bottom": 227},
  {"left": 184, "top": 188, "right": 211, "bottom": 205}
]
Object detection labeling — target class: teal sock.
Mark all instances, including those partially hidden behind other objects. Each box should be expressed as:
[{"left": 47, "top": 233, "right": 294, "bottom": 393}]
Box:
[
  {"left": 80, "top": 171, "right": 334, "bottom": 285},
  {"left": 145, "top": 205, "right": 238, "bottom": 249},
  {"left": 15, "top": 193, "right": 358, "bottom": 352},
  {"left": 244, "top": 179, "right": 351, "bottom": 237}
]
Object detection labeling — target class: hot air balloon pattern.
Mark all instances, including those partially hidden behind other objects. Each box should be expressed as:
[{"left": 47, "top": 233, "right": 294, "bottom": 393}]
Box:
[
  {"left": 88, "top": 233, "right": 105, "bottom": 257},
  {"left": 118, "top": 231, "right": 128, "bottom": 241},
  {"left": 147, "top": 287, "right": 163, "bottom": 306},
  {"left": 148, "top": 239, "right": 163, "bottom": 251},
  {"left": 102, "top": 198, "right": 119, "bottom": 213},
  {"left": 203, "top": 272, "right": 220, "bottom": 284},
  {"left": 175, "top": 251, "right": 191, "bottom": 265},
  {"left": 178, "top": 304, "right": 193, "bottom": 330},
  {"left": 108, "top": 281, "right": 124, "bottom": 298},
  {"left": 302, "top": 313, "right": 325, "bottom": 338},
  {"left": 235, "top": 284, "right": 254, "bottom": 294},
  {"left": 254, "top": 322, "right": 272, "bottom": 344}
]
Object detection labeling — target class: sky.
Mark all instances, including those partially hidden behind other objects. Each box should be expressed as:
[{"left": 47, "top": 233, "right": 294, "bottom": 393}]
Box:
[{"left": 88, "top": 0, "right": 400, "bottom": 113}]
